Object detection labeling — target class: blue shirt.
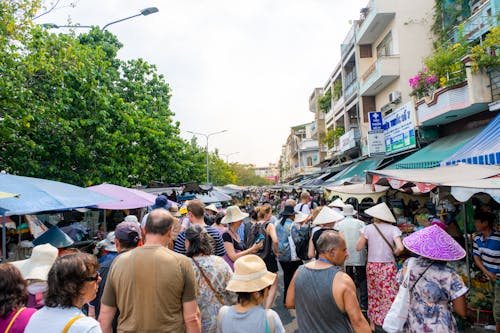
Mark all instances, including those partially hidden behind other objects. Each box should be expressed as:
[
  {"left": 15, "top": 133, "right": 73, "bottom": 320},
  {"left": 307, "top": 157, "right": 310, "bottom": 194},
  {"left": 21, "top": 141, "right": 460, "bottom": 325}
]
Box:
[{"left": 473, "top": 230, "right": 500, "bottom": 276}]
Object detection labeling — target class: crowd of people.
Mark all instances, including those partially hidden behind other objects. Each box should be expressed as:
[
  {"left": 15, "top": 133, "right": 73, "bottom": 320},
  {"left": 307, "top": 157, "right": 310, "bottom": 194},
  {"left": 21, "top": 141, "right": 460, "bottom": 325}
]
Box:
[{"left": 0, "top": 191, "right": 498, "bottom": 333}]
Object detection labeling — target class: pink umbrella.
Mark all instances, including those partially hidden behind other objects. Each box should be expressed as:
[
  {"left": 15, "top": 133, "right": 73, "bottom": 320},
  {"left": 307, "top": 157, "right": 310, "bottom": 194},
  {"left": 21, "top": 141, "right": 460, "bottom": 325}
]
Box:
[{"left": 87, "top": 184, "right": 160, "bottom": 210}]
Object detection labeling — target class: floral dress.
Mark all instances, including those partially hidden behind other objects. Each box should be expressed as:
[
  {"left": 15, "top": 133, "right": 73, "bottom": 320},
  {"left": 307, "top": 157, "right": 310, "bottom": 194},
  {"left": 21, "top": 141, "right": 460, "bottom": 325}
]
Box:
[
  {"left": 191, "top": 255, "right": 234, "bottom": 333},
  {"left": 397, "top": 257, "right": 468, "bottom": 333}
]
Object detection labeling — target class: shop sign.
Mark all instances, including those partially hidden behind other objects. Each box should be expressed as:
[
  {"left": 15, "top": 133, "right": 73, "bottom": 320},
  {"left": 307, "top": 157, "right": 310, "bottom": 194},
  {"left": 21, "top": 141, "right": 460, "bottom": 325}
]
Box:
[
  {"left": 339, "top": 129, "right": 356, "bottom": 152},
  {"left": 368, "top": 112, "right": 383, "bottom": 131},
  {"left": 367, "top": 130, "right": 386, "bottom": 156},
  {"left": 383, "top": 102, "right": 416, "bottom": 154}
]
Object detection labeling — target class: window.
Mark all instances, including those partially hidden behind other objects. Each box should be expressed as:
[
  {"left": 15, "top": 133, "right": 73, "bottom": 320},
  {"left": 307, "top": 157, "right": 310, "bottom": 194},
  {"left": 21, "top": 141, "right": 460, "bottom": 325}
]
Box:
[{"left": 376, "top": 32, "right": 393, "bottom": 57}]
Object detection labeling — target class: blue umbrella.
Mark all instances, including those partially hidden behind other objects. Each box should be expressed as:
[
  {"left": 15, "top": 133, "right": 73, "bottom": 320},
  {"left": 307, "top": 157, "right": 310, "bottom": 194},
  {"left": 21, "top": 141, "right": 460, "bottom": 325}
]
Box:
[{"left": 0, "top": 173, "right": 117, "bottom": 259}]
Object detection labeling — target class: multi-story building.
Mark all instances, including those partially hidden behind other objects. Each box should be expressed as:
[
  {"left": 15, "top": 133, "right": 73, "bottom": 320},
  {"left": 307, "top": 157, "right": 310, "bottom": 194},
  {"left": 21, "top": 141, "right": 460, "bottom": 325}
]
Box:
[
  {"left": 308, "top": 88, "right": 328, "bottom": 164},
  {"left": 253, "top": 163, "right": 279, "bottom": 183},
  {"left": 356, "top": 0, "right": 435, "bottom": 158}
]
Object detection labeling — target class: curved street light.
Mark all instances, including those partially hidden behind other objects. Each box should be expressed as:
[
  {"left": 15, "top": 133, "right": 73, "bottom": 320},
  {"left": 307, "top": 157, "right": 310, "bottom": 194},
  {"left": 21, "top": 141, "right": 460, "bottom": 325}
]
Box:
[
  {"left": 187, "top": 130, "right": 228, "bottom": 184},
  {"left": 42, "top": 7, "right": 159, "bottom": 31},
  {"left": 221, "top": 152, "right": 239, "bottom": 164}
]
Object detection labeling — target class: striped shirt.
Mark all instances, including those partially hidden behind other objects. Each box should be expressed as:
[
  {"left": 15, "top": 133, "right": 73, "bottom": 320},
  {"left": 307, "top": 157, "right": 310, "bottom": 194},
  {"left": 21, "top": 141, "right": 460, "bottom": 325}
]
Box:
[
  {"left": 473, "top": 230, "right": 500, "bottom": 277},
  {"left": 174, "top": 225, "right": 226, "bottom": 257}
]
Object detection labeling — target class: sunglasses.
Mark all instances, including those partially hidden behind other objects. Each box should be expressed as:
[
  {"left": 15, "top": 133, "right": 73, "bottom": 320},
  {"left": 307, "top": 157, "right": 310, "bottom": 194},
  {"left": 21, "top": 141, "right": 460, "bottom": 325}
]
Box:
[{"left": 84, "top": 272, "right": 100, "bottom": 282}]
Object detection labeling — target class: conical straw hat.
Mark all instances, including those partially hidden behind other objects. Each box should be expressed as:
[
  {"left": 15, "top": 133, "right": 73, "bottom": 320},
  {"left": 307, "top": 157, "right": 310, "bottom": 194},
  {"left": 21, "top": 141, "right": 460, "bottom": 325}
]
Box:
[
  {"left": 328, "top": 198, "right": 345, "bottom": 208},
  {"left": 312, "top": 206, "right": 344, "bottom": 226},
  {"left": 403, "top": 225, "right": 466, "bottom": 261},
  {"left": 364, "top": 202, "right": 396, "bottom": 223}
]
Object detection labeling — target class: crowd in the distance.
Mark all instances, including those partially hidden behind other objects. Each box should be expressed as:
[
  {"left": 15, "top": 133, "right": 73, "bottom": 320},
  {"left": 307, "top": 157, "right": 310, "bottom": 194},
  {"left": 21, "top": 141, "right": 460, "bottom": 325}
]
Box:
[{"left": 0, "top": 191, "right": 497, "bottom": 333}]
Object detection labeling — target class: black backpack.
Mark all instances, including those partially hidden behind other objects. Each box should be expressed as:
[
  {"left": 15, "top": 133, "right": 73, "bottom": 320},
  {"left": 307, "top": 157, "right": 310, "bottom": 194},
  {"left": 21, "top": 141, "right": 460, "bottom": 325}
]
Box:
[
  {"left": 244, "top": 221, "right": 271, "bottom": 259},
  {"left": 294, "top": 223, "right": 311, "bottom": 261}
]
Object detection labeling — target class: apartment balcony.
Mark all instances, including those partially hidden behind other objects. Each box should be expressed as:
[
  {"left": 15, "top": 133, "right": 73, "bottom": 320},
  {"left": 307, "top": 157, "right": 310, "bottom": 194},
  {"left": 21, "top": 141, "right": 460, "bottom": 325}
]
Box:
[
  {"left": 356, "top": 0, "right": 395, "bottom": 44},
  {"left": 450, "top": 0, "right": 499, "bottom": 43},
  {"left": 416, "top": 69, "right": 492, "bottom": 126},
  {"left": 344, "top": 81, "right": 359, "bottom": 101},
  {"left": 333, "top": 95, "right": 345, "bottom": 115},
  {"left": 359, "top": 56, "right": 399, "bottom": 96}
]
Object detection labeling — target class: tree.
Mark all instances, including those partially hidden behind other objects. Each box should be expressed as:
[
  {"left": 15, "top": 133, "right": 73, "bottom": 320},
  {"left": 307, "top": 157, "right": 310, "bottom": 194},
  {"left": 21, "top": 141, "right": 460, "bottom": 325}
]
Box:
[
  {"left": 0, "top": 3, "right": 209, "bottom": 186},
  {"left": 229, "top": 164, "right": 273, "bottom": 186},
  {"left": 321, "top": 127, "right": 344, "bottom": 149}
]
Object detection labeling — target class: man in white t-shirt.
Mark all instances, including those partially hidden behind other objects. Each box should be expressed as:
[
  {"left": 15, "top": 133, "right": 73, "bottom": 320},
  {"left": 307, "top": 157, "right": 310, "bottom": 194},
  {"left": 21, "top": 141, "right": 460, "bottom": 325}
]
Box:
[
  {"left": 335, "top": 204, "right": 368, "bottom": 311},
  {"left": 294, "top": 191, "right": 316, "bottom": 215}
]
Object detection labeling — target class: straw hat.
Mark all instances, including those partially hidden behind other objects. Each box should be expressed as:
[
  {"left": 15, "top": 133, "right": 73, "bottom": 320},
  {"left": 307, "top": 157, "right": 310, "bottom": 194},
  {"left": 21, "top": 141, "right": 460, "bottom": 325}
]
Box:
[
  {"left": 169, "top": 205, "right": 181, "bottom": 217},
  {"left": 364, "top": 202, "right": 396, "bottom": 223},
  {"left": 294, "top": 212, "right": 309, "bottom": 224},
  {"left": 221, "top": 206, "right": 249, "bottom": 224},
  {"left": 312, "top": 206, "right": 344, "bottom": 226},
  {"left": 342, "top": 204, "right": 357, "bottom": 216},
  {"left": 403, "top": 225, "right": 466, "bottom": 261},
  {"left": 226, "top": 255, "right": 277, "bottom": 292},
  {"left": 328, "top": 198, "right": 345, "bottom": 208},
  {"left": 205, "top": 204, "right": 218, "bottom": 213},
  {"left": 11, "top": 244, "right": 58, "bottom": 281}
]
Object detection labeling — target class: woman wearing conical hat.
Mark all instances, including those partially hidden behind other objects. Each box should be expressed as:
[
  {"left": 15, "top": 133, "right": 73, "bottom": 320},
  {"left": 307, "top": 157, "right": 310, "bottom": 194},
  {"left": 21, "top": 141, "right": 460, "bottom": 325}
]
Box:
[
  {"left": 355, "top": 202, "right": 404, "bottom": 331},
  {"left": 394, "top": 225, "right": 467, "bottom": 332}
]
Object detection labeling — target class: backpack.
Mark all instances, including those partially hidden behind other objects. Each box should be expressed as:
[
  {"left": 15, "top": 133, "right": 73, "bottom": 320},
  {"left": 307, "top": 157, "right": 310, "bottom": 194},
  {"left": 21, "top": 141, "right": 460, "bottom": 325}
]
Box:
[
  {"left": 244, "top": 221, "right": 271, "bottom": 259},
  {"left": 293, "top": 223, "right": 311, "bottom": 261}
]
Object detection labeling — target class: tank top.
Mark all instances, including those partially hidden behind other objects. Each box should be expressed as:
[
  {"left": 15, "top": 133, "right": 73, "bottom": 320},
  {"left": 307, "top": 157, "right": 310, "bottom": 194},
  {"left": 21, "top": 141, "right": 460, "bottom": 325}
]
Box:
[{"left": 295, "top": 265, "right": 354, "bottom": 333}]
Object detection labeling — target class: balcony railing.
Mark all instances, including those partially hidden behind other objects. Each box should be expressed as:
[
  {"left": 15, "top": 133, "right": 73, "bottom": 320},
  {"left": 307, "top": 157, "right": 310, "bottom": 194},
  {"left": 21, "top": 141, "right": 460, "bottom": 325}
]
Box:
[{"left": 359, "top": 55, "right": 399, "bottom": 96}]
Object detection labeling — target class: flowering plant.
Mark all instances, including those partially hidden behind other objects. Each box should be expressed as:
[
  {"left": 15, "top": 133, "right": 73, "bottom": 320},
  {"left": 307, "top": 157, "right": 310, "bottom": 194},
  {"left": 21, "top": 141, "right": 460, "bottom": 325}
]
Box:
[{"left": 408, "top": 67, "right": 439, "bottom": 99}]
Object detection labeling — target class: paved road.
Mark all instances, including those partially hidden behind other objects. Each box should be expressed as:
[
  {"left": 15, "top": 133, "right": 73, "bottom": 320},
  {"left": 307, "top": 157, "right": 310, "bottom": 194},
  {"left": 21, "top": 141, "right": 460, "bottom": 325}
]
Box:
[{"left": 271, "top": 267, "right": 492, "bottom": 333}]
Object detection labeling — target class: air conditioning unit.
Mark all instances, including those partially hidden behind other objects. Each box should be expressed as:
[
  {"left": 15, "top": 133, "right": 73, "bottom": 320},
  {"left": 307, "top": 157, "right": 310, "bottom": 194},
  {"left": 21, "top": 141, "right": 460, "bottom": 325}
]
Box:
[{"left": 388, "top": 91, "right": 401, "bottom": 103}]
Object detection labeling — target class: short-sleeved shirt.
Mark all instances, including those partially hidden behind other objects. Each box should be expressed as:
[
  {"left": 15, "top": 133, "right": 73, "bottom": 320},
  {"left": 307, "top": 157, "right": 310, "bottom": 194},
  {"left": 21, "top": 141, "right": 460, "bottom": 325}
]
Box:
[
  {"left": 361, "top": 223, "right": 402, "bottom": 263},
  {"left": 397, "top": 257, "right": 468, "bottom": 333},
  {"left": 473, "top": 230, "right": 500, "bottom": 277},
  {"left": 24, "top": 306, "right": 101, "bottom": 333},
  {"left": 174, "top": 224, "right": 226, "bottom": 256},
  {"left": 102, "top": 245, "right": 197, "bottom": 333},
  {"left": 217, "top": 305, "right": 285, "bottom": 333},
  {"left": 336, "top": 217, "right": 367, "bottom": 266}
]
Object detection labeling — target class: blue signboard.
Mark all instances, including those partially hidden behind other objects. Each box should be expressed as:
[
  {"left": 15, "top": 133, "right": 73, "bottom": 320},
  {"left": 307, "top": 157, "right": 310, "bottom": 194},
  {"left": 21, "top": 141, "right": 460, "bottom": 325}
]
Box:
[{"left": 368, "top": 112, "right": 383, "bottom": 131}]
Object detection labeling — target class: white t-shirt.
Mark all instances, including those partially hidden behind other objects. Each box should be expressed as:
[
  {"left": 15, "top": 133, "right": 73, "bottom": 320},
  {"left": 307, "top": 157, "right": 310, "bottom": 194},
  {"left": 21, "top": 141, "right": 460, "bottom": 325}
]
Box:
[
  {"left": 294, "top": 202, "right": 311, "bottom": 215},
  {"left": 336, "top": 217, "right": 367, "bottom": 266},
  {"left": 24, "top": 306, "right": 102, "bottom": 333}
]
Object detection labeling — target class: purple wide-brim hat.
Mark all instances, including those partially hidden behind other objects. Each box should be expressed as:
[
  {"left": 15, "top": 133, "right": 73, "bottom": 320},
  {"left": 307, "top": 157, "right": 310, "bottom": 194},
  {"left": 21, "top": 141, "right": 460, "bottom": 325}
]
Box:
[{"left": 403, "top": 225, "right": 465, "bottom": 261}]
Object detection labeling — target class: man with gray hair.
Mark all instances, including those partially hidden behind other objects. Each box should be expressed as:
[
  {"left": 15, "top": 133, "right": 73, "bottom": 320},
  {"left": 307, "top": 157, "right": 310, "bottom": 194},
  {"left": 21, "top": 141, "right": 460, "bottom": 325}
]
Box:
[
  {"left": 286, "top": 231, "right": 370, "bottom": 333},
  {"left": 100, "top": 209, "right": 201, "bottom": 333}
]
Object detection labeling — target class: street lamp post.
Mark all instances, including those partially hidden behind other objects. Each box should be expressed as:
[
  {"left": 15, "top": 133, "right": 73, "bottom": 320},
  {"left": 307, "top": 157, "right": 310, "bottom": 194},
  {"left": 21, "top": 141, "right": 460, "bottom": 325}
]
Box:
[
  {"left": 42, "top": 7, "right": 159, "bottom": 31},
  {"left": 187, "top": 130, "right": 227, "bottom": 184},
  {"left": 221, "top": 152, "right": 239, "bottom": 164}
]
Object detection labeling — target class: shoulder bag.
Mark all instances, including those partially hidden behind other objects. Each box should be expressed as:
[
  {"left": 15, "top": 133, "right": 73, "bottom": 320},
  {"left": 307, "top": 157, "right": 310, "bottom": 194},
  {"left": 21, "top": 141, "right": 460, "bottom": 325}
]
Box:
[
  {"left": 383, "top": 258, "right": 434, "bottom": 333},
  {"left": 373, "top": 223, "right": 397, "bottom": 256},
  {"left": 192, "top": 258, "right": 225, "bottom": 305}
]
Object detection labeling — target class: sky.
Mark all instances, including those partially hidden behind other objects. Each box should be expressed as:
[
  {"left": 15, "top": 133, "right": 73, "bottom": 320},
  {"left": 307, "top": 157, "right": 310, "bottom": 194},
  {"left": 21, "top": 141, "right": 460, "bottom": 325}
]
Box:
[{"left": 39, "top": 0, "right": 367, "bottom": 167}]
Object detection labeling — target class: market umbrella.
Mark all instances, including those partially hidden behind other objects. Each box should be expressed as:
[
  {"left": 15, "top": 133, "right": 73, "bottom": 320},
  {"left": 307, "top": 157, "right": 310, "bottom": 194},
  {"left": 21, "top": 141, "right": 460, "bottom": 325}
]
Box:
[
  {"left": 0, "top": 173, "right": 117, "bottom": 259},
  {"left": 87, "top": 183, "right": 161, "bottom": 210},
  {"left": 196, "top": 190, "right": 232, "bottom": 204}
]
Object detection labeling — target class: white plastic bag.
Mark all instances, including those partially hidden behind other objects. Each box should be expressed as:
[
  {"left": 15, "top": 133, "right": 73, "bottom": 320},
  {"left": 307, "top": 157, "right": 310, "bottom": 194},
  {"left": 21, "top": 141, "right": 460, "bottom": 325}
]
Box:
[{"left": 383, "top": 258, "right": 415, "bottom": 333}]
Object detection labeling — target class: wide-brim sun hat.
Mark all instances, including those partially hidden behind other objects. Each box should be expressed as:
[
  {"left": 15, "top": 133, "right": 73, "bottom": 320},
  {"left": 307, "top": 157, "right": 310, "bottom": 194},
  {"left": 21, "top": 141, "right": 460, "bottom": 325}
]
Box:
[
  {"left": 226, "top": 254, "right": 277, "bottom": 292},
  {"left": 221, "top": 205, "right": 249, "bottom": 224},
  {"left": 342, "top": 204, "right": 357, "bottom": 216},
  {"left": 294, "top": 212, "right": 309, "bottom": 223},
  {"left": 403, "top": 224, "right": 466, "bottom": 261},
  {"left": 364, "top": 202, "right": 396, "bottom": 223},
  {"left": 11, "top": 243, "right": 58, "bottom": 281},
  {"left": 281, "top": 205, "right": 296, "bottom": 217},
  {"left": 98, "top": 232, "right": 117, "bottom": 252},
  {"left": 312, "top": 206, "right": 344, "bottom": 226},
  {"left": 328, "top": 198, "right": 345, "bottom": 208},
  {"left": 205, "top": 204, "right": 218, "bottom": 213}
]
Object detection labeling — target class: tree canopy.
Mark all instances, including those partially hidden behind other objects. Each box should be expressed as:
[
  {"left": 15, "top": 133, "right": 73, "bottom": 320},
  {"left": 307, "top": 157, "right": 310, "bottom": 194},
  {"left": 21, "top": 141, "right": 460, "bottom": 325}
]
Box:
[{"left": 0, "top": 0, "right": 270, "bottom": 187}]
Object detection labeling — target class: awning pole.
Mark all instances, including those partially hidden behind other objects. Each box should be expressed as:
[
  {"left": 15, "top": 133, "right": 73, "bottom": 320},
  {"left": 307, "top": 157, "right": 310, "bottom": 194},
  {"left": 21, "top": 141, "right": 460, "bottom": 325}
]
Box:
[
  {"left": 2, "top": 215, "right": 6, "bottom": 261},
  {"left": 461, "top": 203, "right": 471, "bottom": 289}
]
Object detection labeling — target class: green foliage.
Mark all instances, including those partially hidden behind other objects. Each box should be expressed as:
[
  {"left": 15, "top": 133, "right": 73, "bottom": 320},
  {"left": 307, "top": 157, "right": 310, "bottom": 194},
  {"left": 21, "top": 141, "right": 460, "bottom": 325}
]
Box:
[
  {"left": 229, "top": 164, "right": 273, "bottom": 186},
  {"left": 469, "top": 26, "right": 500, "bottom": 71},
  {"left": 318, "top": 89, "right": 331, "bottom": 113},
  {"left": 321, "top": 127, "right": 344, "bottom": 149},
  {"left": 333, "top": 80, "right": 342, "bottom": 100},
  {"left": 0, "top": 1, "right": 210, "bottom": 186}
]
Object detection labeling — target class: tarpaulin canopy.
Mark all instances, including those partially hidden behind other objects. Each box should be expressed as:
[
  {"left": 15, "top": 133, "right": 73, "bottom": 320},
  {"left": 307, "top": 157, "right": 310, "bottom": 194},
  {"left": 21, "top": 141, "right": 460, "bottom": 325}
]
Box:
[
  {"left": 214, "top": 184, "right": 247, "bottom": 195},
  {"left": 0, "top": 191, "right": 19, "bottom": 199},
  {"left": 325, "top": 183, "right": 389, "bottom": 202},
  {"left": 441, "top": 114, "right": 500, "bottom": 166},
  {"left": 196, "top": 190, "right": 232, "bottom": 204},
  {"left": 323, "top": 158, "right": 384, "bottom": 187},
  {"left": 368, "top": 164, "right": 500, "bottom": 193},
  {"left": 389, "top": 127, "right": 482, "bottom": 169},
  {"left": 0, "top": 174, "right": 117, "bottom": 216},
  {"left": 86, "top": 183, "right": 171, "bottom": 210},
  {"left": 442, "top": 177, "right": 500, "bottom": 203}
]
